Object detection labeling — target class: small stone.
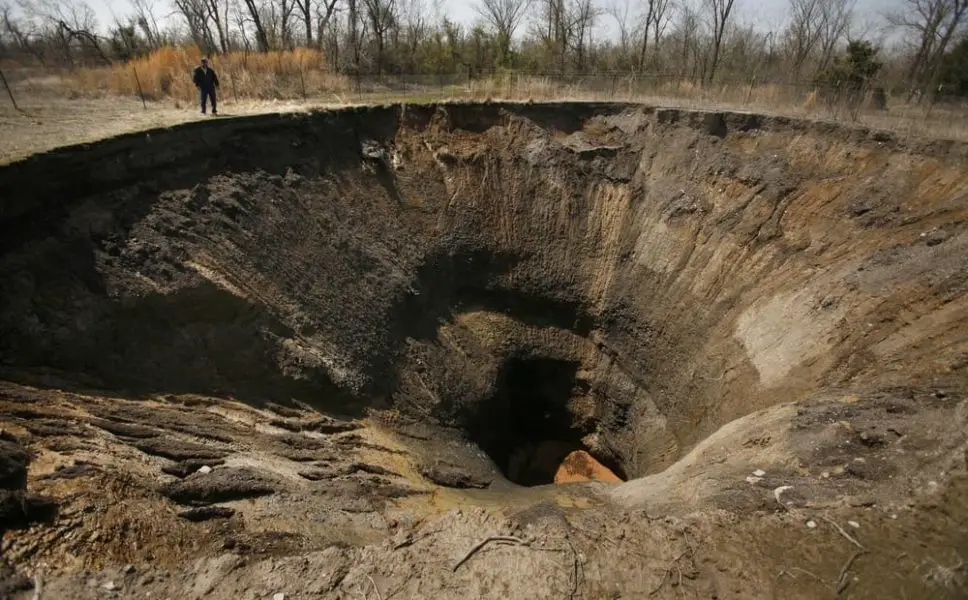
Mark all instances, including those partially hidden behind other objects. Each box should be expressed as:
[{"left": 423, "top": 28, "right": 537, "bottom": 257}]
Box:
[
  {"left": 122, "top": 564, "right": 136, "bottom": 575},
  {"left": 753, "top": 469, "right": 766, "bottom": 477},
  {"left": 847, "top": 521, "right": 860, "bottom": 529},
  {"left": 103, "top": 580, "right": 119, "bottom": 591},
  {"left": 806, "top": 520, "right": 817, "bottom": 529},
  {"left": 198, "top": 465, "right": 213, "bottom": 474},
  {"left": 821, "top": 471, "right": 830, "bottom": 478},
  {"left": 273, "top": 594, "right": 286, "bottom": 600},
  {"left": 745, "top": 476, "right": 762, "bottom": 484},
  {"left": 891, "top": 514, "right": 898, "bottom": 520}
]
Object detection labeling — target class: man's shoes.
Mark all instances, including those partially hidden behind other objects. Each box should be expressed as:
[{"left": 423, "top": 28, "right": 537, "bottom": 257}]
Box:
[{"left": 212, "top": 111, "right": 218, "bottom": 115}]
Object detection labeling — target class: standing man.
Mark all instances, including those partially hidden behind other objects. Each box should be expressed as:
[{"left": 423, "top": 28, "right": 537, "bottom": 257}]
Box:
[{"left": 192, "top": 57, "right": 220, "bottom": 115}]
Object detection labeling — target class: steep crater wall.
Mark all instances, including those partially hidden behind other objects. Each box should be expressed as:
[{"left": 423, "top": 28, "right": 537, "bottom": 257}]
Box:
[{"left": 1, "top": 103, "right": 967, "bottom": 484}]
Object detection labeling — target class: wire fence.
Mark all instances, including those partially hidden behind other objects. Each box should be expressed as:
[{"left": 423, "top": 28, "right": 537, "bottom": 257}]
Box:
[
  {"left": 5, "top": 64, "right": 968, "bottom": 141},
  {"left": 319, "top": 71, "right": 968, "bottom": 140}
]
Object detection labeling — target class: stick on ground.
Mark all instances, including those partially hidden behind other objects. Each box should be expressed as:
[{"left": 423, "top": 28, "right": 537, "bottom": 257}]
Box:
[
  {"left": 452, "top": 536, "right": 527, "bottom": 572},
  {"left": 365, "top": 574, "right": 384, "bottom": 600},
  {"left": 835, "top": 550, "right": 867, "bottom": 595},
  {"left": 822, "top": 516, "right": 865, "bottom": 549},
  {"left": 132, "top": 67, "right": 147, "bottom": 110}
]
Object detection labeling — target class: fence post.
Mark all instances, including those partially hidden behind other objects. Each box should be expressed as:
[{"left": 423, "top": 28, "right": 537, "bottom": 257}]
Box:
[
  {"left": 132, "top": 67, "right": 147, "bottom": 110},
  {"left": 0, "top": 68, "right": 23, "bottom": 113},
  {"left": 230, "top": 69, "right": 238, "bottom": 103},
  {"left": 299, "top": 62, "right": 307, "bottom": 101}
]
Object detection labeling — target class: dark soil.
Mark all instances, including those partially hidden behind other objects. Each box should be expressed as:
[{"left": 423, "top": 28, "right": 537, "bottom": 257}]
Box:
[
  {"left": 159, "top": 467, "right": 278, "bottom": 505},
  {"left": 0, "top": 102, "right": 966, "bottom": 598}
]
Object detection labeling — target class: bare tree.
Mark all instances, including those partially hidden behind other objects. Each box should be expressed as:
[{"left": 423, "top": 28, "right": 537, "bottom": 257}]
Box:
[
  {"left": 18, "top": 0, "right": 110, "bottom": 65},
  {"left": 203, "top": 0, "right": 230, "bottom": 51},
  {"left": 173, "top": 0, "right": 217, "bottom": 52},
  {"left": 474, "top": 0, "right": 531, "bottom": 62},
  {"left": 673, "top": 2, "right": 703, "bottom": 80},
  {"left": 361, "top": 0, "right": 395, "bottom": 72},
  {"left": 704, "top": 0, "right": 737, "bottom": 83},
  {"left": 240, "top": 0, "right": 270, "bottom": 51},
  {"left": 816, "top": 0, "right": 852, "bottom": 73},
  {"left": 889, "top": 0, "right": 968, "bottom": 97},
  {"left": 399, "top": 0, "right": 428, "bottom": 70},
  {"left": 607, "top": 0, "right": 632, "bottom": 57},
  {"left": 636, "top": 0, "right": 658, "bottom": 70},
  {"left": 294, "top": 0, "right": 337, "bottom": 45},
  {"left": 570, "top": 0, "right": 598, "bottom": 71},
  {"left": 648, "top": 0, "right": 673, "bottom": 68},
  {"left": 785, "top": 0, "right": 825, "bottom": 77},
  {"left": 128, "top": 0, "right": 164, "bottom": 48}
]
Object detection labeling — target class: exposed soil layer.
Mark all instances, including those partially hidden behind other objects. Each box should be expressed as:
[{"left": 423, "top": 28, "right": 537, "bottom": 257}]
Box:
[{"left": 0, "top": 102, "right": 967, "bottom": 598}]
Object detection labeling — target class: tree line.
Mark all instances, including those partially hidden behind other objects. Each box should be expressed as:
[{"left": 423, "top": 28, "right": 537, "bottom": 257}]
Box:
[{"left": 1, "top": 0, "right": 967, "bottom": 95}]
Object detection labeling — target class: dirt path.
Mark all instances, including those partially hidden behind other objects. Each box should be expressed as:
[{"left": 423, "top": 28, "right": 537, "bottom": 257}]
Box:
[{"left": 0, "top": 96, "right": 339, "bottom": 164}]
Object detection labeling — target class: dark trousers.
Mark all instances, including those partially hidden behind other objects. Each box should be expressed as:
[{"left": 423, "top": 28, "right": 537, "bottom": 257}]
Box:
[{"left": 200, "top": 87, "right": 217, "bottom": 113}]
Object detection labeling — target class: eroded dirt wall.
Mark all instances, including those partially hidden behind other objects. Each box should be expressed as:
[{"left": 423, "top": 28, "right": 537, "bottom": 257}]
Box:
[{"left": 1, "top": 103, "right": 967, "bottom": 478}]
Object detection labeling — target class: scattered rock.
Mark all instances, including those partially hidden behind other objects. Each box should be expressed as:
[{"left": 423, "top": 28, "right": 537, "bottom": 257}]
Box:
[
  {"left": 554, "top": 451, "right": 622, "bottom": 484},
  {"left": 752, "top": 469, "right": 766, "bottom": 477},
  {"left": 133, "top": 437, "right": 229, "bottom": 461},
  {"left": 160, "top": 468, "right": 277, "bottom": 505},
  {"left": 273, "top": 593, "right": 286, "bottom": 600},
  {"left": 0, "top": 439, "right": 28, "bottom": 490},
  {"left": 419, "top": 461, "right": 491, "bottom": 489},
  {"left": 1, "top": 490, "right": 57, "bottom": 531},
  {"left": 264, "top": 402, "right": 306, "bottom": 418},
  {"left": 177, "top": 506, "right": 237, "bottom": 522},
  {"left": 198, "top": 465, "right": 213, "bottom": 474},
  {"left": 161, "top": 458, "right": 225, "bottom": 478},
  {"left": 269, "top": 417, "right": 359, "bottom": 434},
  {"left": 848, "top": 520, "right": 860, "bottom": 529},
  {"left": 103, "top": 580, "right": 119, "bottom": 591},
  {"left": 0, "top": 559, "right": 33, "bottom": 596},
  {"left": 122, "top": 564, "right": 136, "bottom": 575},
  {"left": 39, "top": 462, "right": 96, "bottom": 480},
  {"left": 298, "top": 462, "right": 399, "bottom": 481},
  {"left": 806, "top": 520, "right": 817, "bottom": 529},
  {"left": 89, "top": 418, "right": 159, "bottom": 439}
]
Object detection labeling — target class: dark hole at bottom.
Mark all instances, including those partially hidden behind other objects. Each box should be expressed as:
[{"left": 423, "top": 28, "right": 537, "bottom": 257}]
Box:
[{"left": 466, "top": 358, "right": 593, "bottom": 486}]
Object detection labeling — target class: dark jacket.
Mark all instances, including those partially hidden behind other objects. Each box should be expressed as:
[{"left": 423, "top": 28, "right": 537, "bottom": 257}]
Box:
[{"left": 193, "top": 66, "right": 220, "bottom": 90}]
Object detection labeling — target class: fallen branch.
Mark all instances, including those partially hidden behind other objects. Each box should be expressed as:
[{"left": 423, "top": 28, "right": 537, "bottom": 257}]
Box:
[
  {"left": 835, "top": 550, "right": 867, "bottom": 595},
  {"left": 566, "top": 539, "right": 583, "bottom": 600},
  {"left": 452, "top": 536, "right": 528, "bottom": 572},
  {"left": 649, "top": 548, "right": 694, "bottom": 596},
  {"left": 32, "top": 570, "right": 43, "bottom": 600},
  {"left": 777, "top": 566, "right": 825, "bottom": 582},
  {"left": 366, "top": 574, "right": 384, "bottom": 600},
  {"left": 822, "top": 516, "right": 865, "bottom": 549}
]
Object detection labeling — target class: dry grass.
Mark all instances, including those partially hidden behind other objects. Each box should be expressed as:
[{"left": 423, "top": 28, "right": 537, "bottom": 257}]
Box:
[
  {"left": 74, "top": 46, "right": 349, "bottom": 103},
  {"left": 476, "top": 74, "right": 968, "bottom": 142},
  {"left": 3, "top": 57, "right": 968, "bottom": 165}
]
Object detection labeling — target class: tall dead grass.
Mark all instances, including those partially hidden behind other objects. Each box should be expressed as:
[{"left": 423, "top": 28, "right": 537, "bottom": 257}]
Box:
[
  {"left": 76, "top": 46, "right": 349, "bottom": 102},
  {"left": 57, "top": 53, "right": 968, "bottom": 141}
]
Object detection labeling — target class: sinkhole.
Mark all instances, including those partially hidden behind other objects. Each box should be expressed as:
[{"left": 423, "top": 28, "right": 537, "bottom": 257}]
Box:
[{"left": 464, "top": 358, "right": 625, "bottom": 486}]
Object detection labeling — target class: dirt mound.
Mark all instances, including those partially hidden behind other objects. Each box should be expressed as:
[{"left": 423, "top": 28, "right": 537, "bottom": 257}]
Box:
[
  {"left": 554, "top": 450, "right": 622, "bottom": 483},
  {"left": 0, "top": 102, "right": 967, "bottom": 598}
]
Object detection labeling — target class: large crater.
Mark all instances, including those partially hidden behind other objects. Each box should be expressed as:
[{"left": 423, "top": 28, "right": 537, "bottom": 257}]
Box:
[{"left": 1, "top": 102, "right": 967, "bottom": 490}]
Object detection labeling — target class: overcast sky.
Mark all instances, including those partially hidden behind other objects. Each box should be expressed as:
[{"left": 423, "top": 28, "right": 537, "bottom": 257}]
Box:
[{"left": 87, "top": 0, "right": 906, "bottom": 38}]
